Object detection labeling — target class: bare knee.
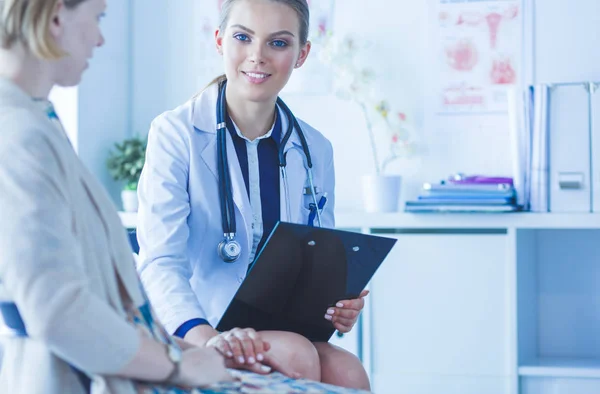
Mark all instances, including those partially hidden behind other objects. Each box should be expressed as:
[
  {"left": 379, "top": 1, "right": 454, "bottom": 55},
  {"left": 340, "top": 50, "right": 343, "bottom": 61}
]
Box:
[
  {"left": 314, "top": 342, "right": 370, "bottom": 390},
  {"left": 261, "top": 331, "right": 321, "bottom": 381}
]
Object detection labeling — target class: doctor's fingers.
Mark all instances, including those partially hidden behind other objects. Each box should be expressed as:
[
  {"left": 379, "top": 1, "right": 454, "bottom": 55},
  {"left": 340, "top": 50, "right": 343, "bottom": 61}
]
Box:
[
  {"left": 210, "top": 337, "right": 235, "bottom": 359},
  {"left": 335, "top": 290, "right": 370, "bottom": 310},
  {"left": 221, "top": 333, "right": 247, "bottom": 364},
  {"left": 226, "top": 329, "right": 269, "bottom": 364},
  {"left": 332, "top": 318, "right": 356, "bottom": 334},
  {"left": 335, "top": 297, "right": 366, "bottom": 312},
  {"left": 231, "top": 328, "right": 270, "bottom": 354},
  {"left": 326, "top": 307, "right": 360, "bottom": 320}
]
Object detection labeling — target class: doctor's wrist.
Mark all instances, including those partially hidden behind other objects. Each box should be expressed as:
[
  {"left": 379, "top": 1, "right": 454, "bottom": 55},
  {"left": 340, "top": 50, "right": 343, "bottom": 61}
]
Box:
[{"left": 183, "top": 324, "right": 219, "bottom": 347}]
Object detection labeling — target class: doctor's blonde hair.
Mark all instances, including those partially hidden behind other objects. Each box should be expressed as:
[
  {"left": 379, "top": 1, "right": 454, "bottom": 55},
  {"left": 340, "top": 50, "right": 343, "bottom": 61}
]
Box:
[
  {"left": 0, "top": 0, "right": 88, "bottom": 59},
  {"left": 203, "top": 0, "right": 310, "bottom": 90}
]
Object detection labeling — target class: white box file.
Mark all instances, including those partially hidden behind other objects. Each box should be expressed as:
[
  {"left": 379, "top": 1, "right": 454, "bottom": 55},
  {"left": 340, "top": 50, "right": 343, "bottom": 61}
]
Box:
[{"left": 549, "top": 84, "right": 591, "bottom": 212}]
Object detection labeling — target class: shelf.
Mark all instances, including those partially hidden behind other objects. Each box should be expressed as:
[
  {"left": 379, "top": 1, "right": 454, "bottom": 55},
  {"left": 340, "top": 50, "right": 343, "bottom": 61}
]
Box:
[
  {"left": 119, "top": 211, "right": 600, "bottom": 230},
  {"left": 519, "top": 358, "right": 600, "bottom": 379},
  {"left": 336, "top": 212, "right": 600, "bottom": 230}
]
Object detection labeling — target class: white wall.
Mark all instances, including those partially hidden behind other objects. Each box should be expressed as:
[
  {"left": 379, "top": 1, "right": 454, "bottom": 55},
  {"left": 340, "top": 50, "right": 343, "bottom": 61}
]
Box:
[
  {"left": 130, "top": 0, "right": 430, "bottom": 212},
  {"left": 126, "top": 0, "right": 600, "bottom": 212},
  {"left": 77, "top": 0, "right": 132, "bottom": 205},
  {"left": 533, "top": 1, "right": 600, "bottom": 84},
  {"left": 131, "top": 0, "right": 223, "bottom": 135},
  {"left": 281, "top": 0, "right": 429, "bottom": 211}
]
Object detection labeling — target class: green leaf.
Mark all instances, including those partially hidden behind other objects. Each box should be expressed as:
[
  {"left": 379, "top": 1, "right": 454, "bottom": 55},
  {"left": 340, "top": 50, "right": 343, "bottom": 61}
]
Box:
[{"left": 106, "top": 136, "right": 148, "bottom": 185}]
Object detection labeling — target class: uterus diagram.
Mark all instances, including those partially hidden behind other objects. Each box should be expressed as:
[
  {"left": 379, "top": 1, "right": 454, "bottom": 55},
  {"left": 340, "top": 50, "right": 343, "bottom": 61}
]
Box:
[
  {"left": 490, "top": 57, "right": 516, "bottom": 84},
  {"left": 446, "top": 39, "right": 479, "bottom": 71},
  {"left": 453, "top": 5, "right": 519, "bottom": 50}
]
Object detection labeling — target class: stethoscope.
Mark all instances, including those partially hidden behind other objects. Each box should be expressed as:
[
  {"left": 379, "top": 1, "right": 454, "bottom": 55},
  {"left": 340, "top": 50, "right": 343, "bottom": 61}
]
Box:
[{"left": 216, "top": 80, "right": 322, "bottom": 263}]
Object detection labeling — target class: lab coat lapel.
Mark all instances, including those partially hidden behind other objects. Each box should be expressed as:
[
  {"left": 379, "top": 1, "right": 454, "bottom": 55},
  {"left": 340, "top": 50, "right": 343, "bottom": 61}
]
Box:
[
  {"left": 200, "top": 133, "right": 252, "bottom": 251},
  {"left": 278, "top": 108, "right": 310, "bottom": 225}
]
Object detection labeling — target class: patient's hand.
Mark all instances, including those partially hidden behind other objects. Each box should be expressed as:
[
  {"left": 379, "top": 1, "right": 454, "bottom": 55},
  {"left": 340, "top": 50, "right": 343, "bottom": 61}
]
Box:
[{"left": 324, "top": 290, "right": 369, "bottom": 333}]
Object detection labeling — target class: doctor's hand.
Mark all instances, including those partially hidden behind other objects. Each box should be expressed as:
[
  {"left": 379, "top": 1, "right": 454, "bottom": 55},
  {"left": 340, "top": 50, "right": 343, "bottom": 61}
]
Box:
[
  {"left": 324, "top": 290, "right": 369, "bottom": 333},
  {"left": 207, "top": 328, "right": 300, "bottom": 378},
  {"left": 206, "top": 327, "right": 269, "bottom": 366}
]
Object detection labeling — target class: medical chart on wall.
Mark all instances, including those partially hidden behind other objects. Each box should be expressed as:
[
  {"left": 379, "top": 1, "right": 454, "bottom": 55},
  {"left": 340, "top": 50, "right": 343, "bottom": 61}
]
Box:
[{"left": 435, "top": 0, "right": 523, "bottom": 114}]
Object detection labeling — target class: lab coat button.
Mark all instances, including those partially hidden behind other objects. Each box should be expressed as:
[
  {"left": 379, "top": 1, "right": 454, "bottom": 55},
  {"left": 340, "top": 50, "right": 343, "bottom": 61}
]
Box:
[{"left": 238, "top": 276, "right": 244, "bottom": 283}]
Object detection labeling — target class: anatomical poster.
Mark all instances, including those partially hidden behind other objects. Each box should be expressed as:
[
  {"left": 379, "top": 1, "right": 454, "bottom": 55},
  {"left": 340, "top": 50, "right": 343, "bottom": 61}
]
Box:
[{"left": 435, "top": 0, "right": 522, "bottom": 113}]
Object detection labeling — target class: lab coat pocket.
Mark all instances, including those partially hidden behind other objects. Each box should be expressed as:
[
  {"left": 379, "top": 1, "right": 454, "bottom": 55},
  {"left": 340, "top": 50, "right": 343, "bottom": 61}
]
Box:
[{"left": 300, "top": 206, "right": 312, "bottom": 226}]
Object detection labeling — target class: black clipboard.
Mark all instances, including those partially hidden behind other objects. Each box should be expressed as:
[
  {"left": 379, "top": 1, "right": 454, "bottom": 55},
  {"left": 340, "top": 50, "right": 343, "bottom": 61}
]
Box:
[{"left": 216, "top": 222, "right": 397, "bottom": 342}]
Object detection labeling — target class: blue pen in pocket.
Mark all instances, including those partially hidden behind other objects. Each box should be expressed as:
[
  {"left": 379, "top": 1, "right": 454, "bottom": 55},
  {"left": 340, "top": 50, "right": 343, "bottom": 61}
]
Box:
[{"left": 308, "top": 192, "right": 328, "bottom": 227}]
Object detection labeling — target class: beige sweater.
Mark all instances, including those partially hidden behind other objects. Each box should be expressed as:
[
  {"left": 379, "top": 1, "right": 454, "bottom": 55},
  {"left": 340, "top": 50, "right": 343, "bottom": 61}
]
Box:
[{"left": 0, "top": 78, "right": 144, "bottom": 394}]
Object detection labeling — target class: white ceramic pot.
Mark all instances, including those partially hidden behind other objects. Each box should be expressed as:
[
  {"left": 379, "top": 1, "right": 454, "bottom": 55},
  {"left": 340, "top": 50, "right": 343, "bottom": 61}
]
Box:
[
  {"left": 121, "top": 189, "right": 139, "bottom": 212},
  {"left": 360, "top": 175, "right": 402, "bottom": 213}
]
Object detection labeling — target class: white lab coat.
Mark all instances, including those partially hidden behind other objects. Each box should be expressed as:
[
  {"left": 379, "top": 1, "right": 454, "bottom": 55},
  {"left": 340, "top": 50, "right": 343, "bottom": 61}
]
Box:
[
  {"left": 0, "top": 78, "right": 144, "bottom": 394},
  {"left": 136, "top": 83, "right": 336, "bottom": 333}
]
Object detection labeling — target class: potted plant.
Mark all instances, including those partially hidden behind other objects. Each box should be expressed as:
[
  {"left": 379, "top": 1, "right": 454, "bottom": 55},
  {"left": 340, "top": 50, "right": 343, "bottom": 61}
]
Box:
[
  {"left": 317, "top": 32, "right": 420, "bottom": 212},
  {"left": 106, "top": 136, "right": 147, "bottom": 212}
]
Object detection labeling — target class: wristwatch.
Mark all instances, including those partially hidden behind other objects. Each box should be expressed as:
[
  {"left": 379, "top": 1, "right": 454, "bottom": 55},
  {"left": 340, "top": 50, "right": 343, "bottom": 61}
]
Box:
[{"left": 164, "top": 343, "right": 182, "bottom": 383}]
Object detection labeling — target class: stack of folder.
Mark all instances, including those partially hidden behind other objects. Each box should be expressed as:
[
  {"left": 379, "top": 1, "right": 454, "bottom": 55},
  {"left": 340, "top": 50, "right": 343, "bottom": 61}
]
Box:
[{"left": 405, "top": 175, "right": 519, "bottom": 213}]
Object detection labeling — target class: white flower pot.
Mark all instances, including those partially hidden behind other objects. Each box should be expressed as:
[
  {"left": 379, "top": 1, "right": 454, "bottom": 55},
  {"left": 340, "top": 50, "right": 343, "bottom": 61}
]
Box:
[
  {"left": 121, "top": 189, "right": 138, "bottom": 212},
  {"left": 360, "top": 175, "right": 402, "bottom": 213}
]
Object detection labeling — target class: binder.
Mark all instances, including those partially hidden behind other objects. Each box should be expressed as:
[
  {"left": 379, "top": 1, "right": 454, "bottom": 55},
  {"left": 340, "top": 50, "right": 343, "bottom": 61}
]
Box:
[
  {"left": 216, "top": 222, "right": 397, "bottom": 342},
  {"left": 591, "top": 83, "right": 600, "bottom": 212},
  {"left": 507, "top": 86, "right": 532, "bottom": 210},
  {"left": 548, "top": 84, "right": 591, "bottom": 212},
  {"left": 530, "top": 85, "right": 550, "bottom": 212}
]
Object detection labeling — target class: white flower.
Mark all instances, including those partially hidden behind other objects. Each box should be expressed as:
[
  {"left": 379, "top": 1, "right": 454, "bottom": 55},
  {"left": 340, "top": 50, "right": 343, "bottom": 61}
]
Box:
[{"left": 316, "top": 31, "right": 419, "bottom": 174}]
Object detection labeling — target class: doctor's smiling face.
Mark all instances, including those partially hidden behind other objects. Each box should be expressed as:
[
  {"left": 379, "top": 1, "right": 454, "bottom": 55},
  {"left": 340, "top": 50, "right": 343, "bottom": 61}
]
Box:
[
  {"left": 215, "top": 0, "right": 311, "bottom": 103},
  {"left": 50, "top": 0, "right": 107, "bottom": 86}
]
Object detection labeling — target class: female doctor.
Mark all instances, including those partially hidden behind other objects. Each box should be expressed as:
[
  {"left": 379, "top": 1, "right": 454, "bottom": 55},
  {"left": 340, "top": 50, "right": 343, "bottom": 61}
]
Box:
[{"left": 136, "top": 0, "right": 369, "bottom": 389}]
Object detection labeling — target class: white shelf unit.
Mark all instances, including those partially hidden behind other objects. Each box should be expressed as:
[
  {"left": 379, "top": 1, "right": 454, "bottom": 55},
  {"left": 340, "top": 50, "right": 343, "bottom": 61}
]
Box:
[
  {"left": 516, "top": 227, "right": 600, "bottom": 394},
  {"left": 519, "top": 358, "right": 600, "bottom": 379},
  {"left": 335, "top": 213, "right": 600, "bottom": 394},
  {"left": 119, "top": 211, "right": 600, "bottom": 230},
  {"left": 334, "top": 212, "right": 600, "bottom": 230}
]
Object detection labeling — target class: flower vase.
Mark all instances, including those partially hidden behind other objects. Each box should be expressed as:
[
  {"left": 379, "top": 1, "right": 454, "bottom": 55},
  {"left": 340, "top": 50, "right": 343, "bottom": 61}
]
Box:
[
  {"left": 121, "top": 189, "right": 139, "bottom": 212},
  {"left": 360, "top": 175, "right": 402, "bottom": 213}
]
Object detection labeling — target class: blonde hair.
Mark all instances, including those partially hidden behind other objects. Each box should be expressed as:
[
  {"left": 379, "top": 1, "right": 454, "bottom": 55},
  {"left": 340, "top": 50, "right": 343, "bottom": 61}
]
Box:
[
  {"left": 0, "top": 0, "right": 88, "bottom": 59},
  {"left": 199, "top": 0, "right": 310, "bottom": 93}
]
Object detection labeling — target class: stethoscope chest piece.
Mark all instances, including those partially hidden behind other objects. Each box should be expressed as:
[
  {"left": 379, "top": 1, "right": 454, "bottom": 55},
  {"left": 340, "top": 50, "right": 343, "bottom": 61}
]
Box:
[{"left": 218, "top": 234, "right": 241, "bottom": 263}]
